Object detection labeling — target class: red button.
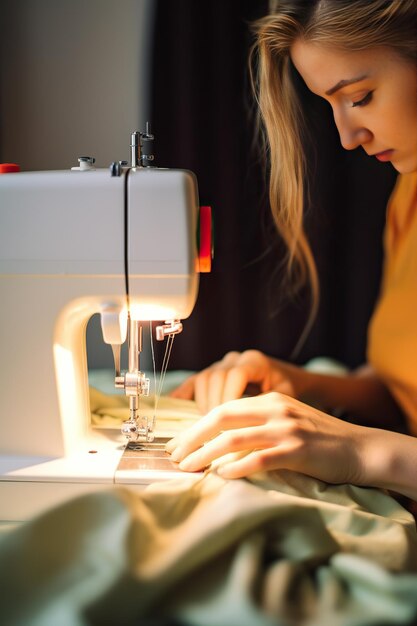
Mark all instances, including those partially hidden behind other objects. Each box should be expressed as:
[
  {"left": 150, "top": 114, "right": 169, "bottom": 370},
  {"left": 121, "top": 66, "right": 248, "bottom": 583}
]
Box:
[{"left": 0, "top": 163, "right": 20, "bottom": 173}]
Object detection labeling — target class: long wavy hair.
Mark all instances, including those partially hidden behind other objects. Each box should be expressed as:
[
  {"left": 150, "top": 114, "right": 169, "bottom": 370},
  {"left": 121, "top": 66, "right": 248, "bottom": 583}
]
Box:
[{"left": 250, "top": 0, "right": 417, "bottom": 349}]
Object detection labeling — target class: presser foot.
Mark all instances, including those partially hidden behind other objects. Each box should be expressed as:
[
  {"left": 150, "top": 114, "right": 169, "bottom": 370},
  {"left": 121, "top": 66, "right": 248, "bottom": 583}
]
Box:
[
  {"left": 126, "top": 436, "right": 170, "bottom": 451},
  {"left": 121, "top": 416, "right": 155, "bottom": 444}
]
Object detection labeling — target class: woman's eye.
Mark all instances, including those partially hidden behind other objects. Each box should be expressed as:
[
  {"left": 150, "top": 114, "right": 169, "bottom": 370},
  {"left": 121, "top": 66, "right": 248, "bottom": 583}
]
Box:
[{"left": 351, "top": 91, "right": 373, "bottom": 108}]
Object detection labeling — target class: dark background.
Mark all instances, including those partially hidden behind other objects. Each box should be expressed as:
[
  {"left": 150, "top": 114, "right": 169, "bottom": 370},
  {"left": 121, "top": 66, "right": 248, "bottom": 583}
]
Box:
[{"left": 150, "top": 0, "right": 398, "bottom": 372}]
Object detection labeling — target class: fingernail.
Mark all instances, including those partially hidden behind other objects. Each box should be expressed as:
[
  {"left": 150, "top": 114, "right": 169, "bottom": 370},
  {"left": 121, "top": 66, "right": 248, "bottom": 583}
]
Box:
[
  {"left": 165, "top": 439, "right": 178, "bottom": 453},
  {"left": 178, "top": 457, "right": 195, "bottom": 471},
  {"left": 216, "top": 465, "right": 232, "bottom": 479},
  {"left": 170, "top": 448, "right": 183, "bottom": 462}
]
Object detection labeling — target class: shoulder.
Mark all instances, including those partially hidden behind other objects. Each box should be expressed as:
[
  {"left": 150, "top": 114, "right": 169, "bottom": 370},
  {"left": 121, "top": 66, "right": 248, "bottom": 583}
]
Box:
[
  {"left": 386, "top": 172, "right": 417, "bottom": 234},
  {"left": 389, "top": 172, "right": 417, "bottom": 205}
]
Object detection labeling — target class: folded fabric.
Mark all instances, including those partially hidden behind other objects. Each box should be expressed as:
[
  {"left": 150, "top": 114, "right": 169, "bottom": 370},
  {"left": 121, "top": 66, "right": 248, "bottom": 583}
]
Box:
[
  {"left": 89, "top": 386, "right": 202, "bottom": 433},
  {"left": 1, "top": 468, "right": 417, "bottom": 626}
]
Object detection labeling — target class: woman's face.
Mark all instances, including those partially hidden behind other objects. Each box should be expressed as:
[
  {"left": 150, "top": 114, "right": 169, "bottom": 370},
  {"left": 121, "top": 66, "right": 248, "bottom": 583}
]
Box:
[{"left": 290, "top": 39, "right": 417, "bottom": 174}]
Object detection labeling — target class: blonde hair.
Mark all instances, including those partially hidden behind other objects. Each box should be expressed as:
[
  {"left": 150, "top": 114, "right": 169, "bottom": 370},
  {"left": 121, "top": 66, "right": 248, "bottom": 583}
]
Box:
[{"left": 250, "top": 0, "right": 417, "bottom": 349}]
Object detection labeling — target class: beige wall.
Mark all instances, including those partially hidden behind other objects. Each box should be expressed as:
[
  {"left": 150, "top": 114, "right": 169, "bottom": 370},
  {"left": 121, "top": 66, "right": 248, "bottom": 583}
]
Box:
[
  {"left": 0, "top": 0, "right": 153, "bottom": 171},
  {"left": 0, "top": 0, "right": 154, "bottom": 369}
]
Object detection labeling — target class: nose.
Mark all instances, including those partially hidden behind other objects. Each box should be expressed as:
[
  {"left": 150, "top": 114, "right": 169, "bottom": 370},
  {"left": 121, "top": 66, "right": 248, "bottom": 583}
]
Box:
[{"left": 333, "top": 109, "right": 372, "bottom": 151}]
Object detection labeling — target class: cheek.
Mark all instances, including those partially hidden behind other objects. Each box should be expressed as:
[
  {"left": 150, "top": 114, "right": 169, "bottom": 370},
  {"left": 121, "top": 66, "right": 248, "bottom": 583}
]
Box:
[
  {"left": 393, "top": 99, "right": 417, "bottom": 146},
  {"left": 404, "top": 98, "right": 417, "bottom": 139},
  {"left": 374, "top": 96, "right": 410, "bottom": 146},
  {"left": 390, "top": 73, "right": 417, "bottom": 144}
]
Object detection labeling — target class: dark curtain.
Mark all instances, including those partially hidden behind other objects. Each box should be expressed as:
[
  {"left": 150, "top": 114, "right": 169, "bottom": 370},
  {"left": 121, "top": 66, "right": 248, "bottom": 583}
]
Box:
[{"left": 150, "top": 0, "right": 397, "bottom": 372}]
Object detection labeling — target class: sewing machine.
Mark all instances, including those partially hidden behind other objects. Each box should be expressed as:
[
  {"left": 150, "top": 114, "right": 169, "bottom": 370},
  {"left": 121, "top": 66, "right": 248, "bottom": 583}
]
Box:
[{"left": 0, "top": 130, "right": 211, "bottom": 524}]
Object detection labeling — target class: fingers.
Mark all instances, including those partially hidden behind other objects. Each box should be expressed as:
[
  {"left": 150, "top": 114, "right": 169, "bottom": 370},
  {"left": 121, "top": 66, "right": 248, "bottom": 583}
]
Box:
[
  {"left": 196, "top": 366, "right": 252, "bottom": 414},
  {"left": 169, "top": 397, "right": 273, "bottom": 462},
  {"left": 170, "top": 368, "right": 228, "bottom": 413},
  {"left": 167, "top": 392, "right": 313, "bottom": 474},
  {"left": 217, "top": 446, "right": 296, "bottom": 479},
  {"left": 222, "top": 366, "right": 254, "bottom": 403},
  {"left": 165, "top": 435, "right": 181, "bottom": 454},
  {"left": 200, "top": 352, "right": 250, "bottom": 412},
  {"left": 167, "top": 391, "right": 366, "bottom": 486},
  {"left": 194, "top": 372, "right": 211, "bottom": 413},
  {"left": 170, "top": 351, "right": 257, "bottom": 413},
  {"left": 217, "top": 452, "right": 265, "bottom": 479},
  {"left": 177, "top": 424, "right": 277, "bottom": 472},
  {"left": 169, "top": 375, "right": 198, "bottom": 400},
  {"left": 170, "top": 351, "right": 300, "bottom": 419}
]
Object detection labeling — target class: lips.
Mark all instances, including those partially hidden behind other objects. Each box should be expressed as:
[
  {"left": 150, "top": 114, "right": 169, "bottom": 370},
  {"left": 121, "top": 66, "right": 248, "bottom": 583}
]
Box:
[{"left": 373, "top": 149, "right": 394, "bottom": 162}]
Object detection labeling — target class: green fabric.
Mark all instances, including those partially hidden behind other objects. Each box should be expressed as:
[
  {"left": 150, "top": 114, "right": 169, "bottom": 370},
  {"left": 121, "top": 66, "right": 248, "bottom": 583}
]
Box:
[
  {"left": 89, "top": 385, "right": 201, "bottom": 431},
  {"left": 1, "top": 470, "right": 417, "bottom": 625}
]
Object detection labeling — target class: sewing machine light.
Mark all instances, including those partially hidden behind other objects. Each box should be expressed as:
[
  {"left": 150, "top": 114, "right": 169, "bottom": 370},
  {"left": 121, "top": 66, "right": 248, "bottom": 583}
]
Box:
[{"left": 128, "top": 303, "right": 178, "bottom": 322}]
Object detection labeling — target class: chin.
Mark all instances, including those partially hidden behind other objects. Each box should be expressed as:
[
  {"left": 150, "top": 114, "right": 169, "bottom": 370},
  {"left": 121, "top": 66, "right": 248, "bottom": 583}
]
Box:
[{"left": 391, "top": 157, "right": 417, "bottom": 175}]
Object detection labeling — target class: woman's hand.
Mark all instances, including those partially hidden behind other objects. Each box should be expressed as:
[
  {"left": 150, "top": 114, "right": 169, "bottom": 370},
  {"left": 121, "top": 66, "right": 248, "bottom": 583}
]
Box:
[
  {"left": 170, "top": 350, "right": 309, "bottom": 414},
  {"left": 166, "top": 392, "right": 368, "bottom": 485}
]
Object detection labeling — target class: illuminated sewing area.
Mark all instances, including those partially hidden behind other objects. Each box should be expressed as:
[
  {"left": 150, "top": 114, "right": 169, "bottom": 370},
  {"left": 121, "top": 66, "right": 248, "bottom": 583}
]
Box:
[{"left": 0, "top": 130, "right": 211, "bottom": 523}]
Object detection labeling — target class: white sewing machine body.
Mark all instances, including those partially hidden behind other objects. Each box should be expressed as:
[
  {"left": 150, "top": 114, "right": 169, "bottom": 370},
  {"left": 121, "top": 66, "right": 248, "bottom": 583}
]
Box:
[{"left": 0, "top": 161, "right": 202, "bottom": 522}]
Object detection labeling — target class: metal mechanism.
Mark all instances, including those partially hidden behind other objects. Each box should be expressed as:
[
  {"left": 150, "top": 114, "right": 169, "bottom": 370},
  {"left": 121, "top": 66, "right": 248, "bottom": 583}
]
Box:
[
  {"left": 71, "top": 156, "right": 96, "bottom": 172},
  {"left": 155, "top": 320, "right": 183, "bottom": 341},
  {"left": 115, "top": 317, "right": 153, "bottom": 443},
  {"left": 109, "top": 160, "right": 128, "bottom": 177},
  {"left": 108, "top": 127, "right": 183, "bottom": 444},
  {"left": 115, "top": 317, "right": 184, "bottom": 444},
  {"left": 130, "top": 122, "right": 154, "bottom": 168}
]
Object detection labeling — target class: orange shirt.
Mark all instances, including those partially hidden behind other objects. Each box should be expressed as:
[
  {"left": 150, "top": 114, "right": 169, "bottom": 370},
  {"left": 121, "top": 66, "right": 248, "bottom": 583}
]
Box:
[{"left": 367, "top": 172, "right": 417, "bottom": 434}]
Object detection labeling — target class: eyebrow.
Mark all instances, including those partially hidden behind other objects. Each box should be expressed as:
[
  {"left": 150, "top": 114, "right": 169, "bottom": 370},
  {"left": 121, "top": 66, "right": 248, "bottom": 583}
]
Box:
[{"left": 325, "top": 75, "right": 369, "bottom": 96}]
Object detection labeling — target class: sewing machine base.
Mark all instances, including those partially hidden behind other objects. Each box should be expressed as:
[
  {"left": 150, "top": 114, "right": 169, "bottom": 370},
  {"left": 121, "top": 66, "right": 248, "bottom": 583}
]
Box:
[
  {"left": 0, "top": 434, "right": 196, "bottom": 524},
  {"left": 117, "top": 437, "right": 183, "bottom": 477}
]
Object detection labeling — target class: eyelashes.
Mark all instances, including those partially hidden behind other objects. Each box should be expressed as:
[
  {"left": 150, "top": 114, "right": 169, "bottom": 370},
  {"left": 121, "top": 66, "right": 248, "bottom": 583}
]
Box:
[{"left": 351, "top": 91, "right": 373, "bottom": 108}]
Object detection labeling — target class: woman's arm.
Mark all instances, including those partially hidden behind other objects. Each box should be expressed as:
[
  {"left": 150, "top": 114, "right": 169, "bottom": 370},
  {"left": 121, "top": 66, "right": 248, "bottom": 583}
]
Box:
[
  {"left": 294, "top": 363, "right": 404, "bottom": 430},
  {"left": 363, "top": 426, "right": 417, "bottom": 501}
]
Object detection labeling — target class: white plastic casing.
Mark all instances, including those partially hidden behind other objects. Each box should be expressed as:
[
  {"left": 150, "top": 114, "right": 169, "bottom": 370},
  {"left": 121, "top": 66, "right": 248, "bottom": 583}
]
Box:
[{"left": 0, "top": 167, "right": 199, "bottom": 462}]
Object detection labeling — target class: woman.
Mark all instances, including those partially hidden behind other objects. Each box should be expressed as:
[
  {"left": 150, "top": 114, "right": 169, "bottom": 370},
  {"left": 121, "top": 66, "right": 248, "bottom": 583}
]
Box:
[{"left": 167, "top": 0, "right": 417, "bottom": 500}]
